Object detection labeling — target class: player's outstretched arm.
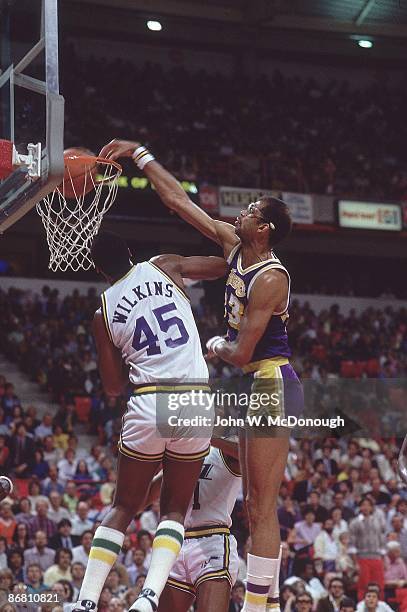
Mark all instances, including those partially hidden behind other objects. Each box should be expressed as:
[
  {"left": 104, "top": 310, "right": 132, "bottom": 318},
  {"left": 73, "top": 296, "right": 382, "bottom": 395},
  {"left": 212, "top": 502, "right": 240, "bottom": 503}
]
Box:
[
  {"left": 151, "top": 253, "right": 228, "bottom": 281},
  {"left": 99, "top": 139, "right": 239, "bottom": 257},
  {"left": 92, "top": 309, "right": 129, "bottom": 396},
  {"left": 208, "top": 269, "right": 288, "bottom": 368}
]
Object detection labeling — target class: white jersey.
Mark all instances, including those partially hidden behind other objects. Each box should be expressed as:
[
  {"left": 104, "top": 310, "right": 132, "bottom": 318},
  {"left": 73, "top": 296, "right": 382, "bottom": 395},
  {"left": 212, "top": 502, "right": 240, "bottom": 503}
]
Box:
[
  {"left": 101, "top": 261, "right": 208, "bottom": 384},
  {"left": 185, "top": 447, "right": 242, "bottom": 529}
]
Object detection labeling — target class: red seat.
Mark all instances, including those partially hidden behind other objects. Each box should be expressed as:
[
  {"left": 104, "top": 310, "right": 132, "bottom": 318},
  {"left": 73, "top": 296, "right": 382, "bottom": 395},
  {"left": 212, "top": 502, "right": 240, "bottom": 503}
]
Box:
[{"left": 74, "top": 396, "right": 91, "bottom": 422}]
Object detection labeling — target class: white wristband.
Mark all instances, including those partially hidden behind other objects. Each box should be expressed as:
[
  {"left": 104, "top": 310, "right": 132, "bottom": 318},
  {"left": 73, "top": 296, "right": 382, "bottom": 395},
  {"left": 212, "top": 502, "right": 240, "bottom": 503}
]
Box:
[
  {"left": 132, "top": 146, "right": 155, "bottom": 170},
  {"left": 206, "top": 336, "right": 226, "bottom": 355}
]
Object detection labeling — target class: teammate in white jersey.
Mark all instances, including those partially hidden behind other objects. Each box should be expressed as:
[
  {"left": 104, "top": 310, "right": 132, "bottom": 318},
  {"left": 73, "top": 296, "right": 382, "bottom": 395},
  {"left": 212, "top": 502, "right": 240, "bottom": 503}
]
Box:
[
  {"left": 74, "top": 231, "right": 227, "bottom": 612},
  {"left": 144, "top": 441, "right": 242, "bottom": 612}
]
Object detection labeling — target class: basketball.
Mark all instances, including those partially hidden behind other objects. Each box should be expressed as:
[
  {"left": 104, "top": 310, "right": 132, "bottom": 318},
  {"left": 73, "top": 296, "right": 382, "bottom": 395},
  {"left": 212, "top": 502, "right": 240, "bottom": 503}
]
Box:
[
  {"left": 62, "top": 147, "right": 98, "bottom": 199},
  {"left": 0, "top": 476, "right": 13, "bottom": 501}
]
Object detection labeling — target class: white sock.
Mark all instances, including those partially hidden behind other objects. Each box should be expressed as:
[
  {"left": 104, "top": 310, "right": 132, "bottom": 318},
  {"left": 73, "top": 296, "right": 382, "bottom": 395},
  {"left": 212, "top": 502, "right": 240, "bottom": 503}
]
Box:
[
  {"left": 242, "top": 553, "right": 277, "bottom": 612},
  {"left": 266, "top": 546, "right": 282, "bottom": 610},
  {"left": 78, "top": 525, "right": 124, "bottom": 604},
  {"left": 131, "top": 520, "right": 184, "bottom": 609}
]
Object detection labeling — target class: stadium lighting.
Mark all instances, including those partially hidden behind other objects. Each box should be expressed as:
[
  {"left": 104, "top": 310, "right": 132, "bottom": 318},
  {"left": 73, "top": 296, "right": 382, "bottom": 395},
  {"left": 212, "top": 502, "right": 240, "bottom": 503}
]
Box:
[
  {"left": 358, "top": 39, "right": 373, "bottom": 48},
  {"left": 147, "top": 20, "right": 162, "bottom": 32}
]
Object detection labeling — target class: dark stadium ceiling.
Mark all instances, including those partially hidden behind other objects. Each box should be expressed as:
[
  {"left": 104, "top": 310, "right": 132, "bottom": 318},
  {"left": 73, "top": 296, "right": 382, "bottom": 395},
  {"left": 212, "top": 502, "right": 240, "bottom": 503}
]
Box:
[{"left": 73, "top": 0, "right": 407, "bottom": 36}]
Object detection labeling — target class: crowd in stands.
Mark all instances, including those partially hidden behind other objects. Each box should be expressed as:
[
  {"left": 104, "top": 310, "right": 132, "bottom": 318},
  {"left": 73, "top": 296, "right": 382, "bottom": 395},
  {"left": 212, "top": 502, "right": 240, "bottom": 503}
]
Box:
[
  {"left": 19, "top": 45, "right": 407, "bottom": 202},
  {"left": 0, "top": 282, "right": 407, "bottom": 610}
]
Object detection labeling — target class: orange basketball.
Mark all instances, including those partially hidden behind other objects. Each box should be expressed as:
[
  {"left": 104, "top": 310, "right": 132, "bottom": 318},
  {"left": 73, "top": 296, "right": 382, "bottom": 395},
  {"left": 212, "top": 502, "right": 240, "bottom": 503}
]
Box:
[{"left": 62, "top": 147, "right": 98, "bottom": 199}]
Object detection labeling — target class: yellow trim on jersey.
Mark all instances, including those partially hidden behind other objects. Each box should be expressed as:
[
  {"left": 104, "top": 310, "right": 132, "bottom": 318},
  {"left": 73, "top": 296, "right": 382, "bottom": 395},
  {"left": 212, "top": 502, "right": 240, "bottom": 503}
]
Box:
[
  {"left": 218, "top": 449, "right": 242, "bottom": 478},
  {"left": 237, "top": 250, "right": 281, "bottom": 275},
  {"left": 148, "top": 261, "right": 190, "bottom": 302},
  {"left": 118, "top": 442, "right": 164, "bottom": 462},
  {"left": 226, "top": 242, "right": 241, "bottom": 265},
  {"left": 185, "top": 525, "right": 230, "bottom": 539},
  {"left": 112, "top": 264, "right": 136, "bottom": 286},
  {"left": 164, "top": 446, "right": 210, "bottom": 462},
  {"left": 100, "top": 293, "right": 114, "bottom": 344},
  {"left": 167, "top": 578, "right": 195, "bottom": 595},
  {"left": 134, "top": 384, "right": 211, "bottom": 395},
  {"left": 242, "top": 356, "right": 289, "bottom": 374}
]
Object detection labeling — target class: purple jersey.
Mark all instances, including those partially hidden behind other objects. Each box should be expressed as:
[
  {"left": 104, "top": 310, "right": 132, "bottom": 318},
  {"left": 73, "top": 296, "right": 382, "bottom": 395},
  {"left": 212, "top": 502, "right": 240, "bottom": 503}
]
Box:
[{"left": 224, "top": 244, "right": 291, "bottom": 363}]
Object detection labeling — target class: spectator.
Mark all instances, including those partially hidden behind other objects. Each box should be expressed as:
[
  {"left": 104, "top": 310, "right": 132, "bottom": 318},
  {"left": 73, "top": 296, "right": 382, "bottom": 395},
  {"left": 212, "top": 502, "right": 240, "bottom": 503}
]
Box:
[
  {"left": 105, "top": 568, "right": 127, "bottom": 598},
  {"left": 278, "top": 496, "right": 300, "bottom": 541},
  {"left": 47, "top": 492, "right": 71, "bottom": 524},
  {"left": 34, "top": 414, "right": 54, "bottom": 440},
  {"left": 136, "top": 530, "right": 152, "bottom": 567},
  {"left": 383, "top": 540, "right": 407, "bottom": 589},
  {"left": 14, "top": 497, "right": 32, "bottom": 525},
  {"left": 99, "top": 586, "right": 113, "bottom": 612},
  {"left": 27, "top": 501, "right": 57, "bottom": 540},
  {"left": 27, "top": 479, "right": 48, "bottom": 508},
  {"left": 100, "top": 469, "right": 116, "bottom": 506},
  {"left": 117, "top": 534, "right": 133, "bottom": 568},
  {"left": 11, "top": 522, "right": 29, "bottom": 551},
  {"left": 63, "top": 482, "right": 78, "bottom": 515},
  {"left": 314, "top": 518, "right": 339, "bottom": 572},
  {"left": 229, "top": 579, "right": 245, "bottom": 611},
  {"left": 71, "top": 561, "right": 86, "bottom": 600},
  {"left": 72, "top": 530, "right": 93, "bottom": 566},
  {"left": 71, "top": 502, "right": 93, "bottom": 537},
  {"left": 340, "top": 598, "right": 356, "bottom": 612},
  {"left": 0, "top": 568, "right": 13, "bottom": 592},
  {"left": 307, "top": 491, "right": 329, "bottom": 524},
  {"left": 355, "top": 587, "right": 392, "bottom": 611},
  {"left": 316, "top": 577, "right": 345, "bottom": 612},
  {"left": 42, "top": 464, "right": 64, "bottom": 496},
  {"left": 127, "top": 549, "right": 148, "bottom": 586},
  {"left": 140, "top": 501, "right": 160, "bottom": 535},
  {"left": 0, "top": 536, "right": 7, "bottom": 570},
  {"left": 57, "top": 449, "right": 77, "bottom": 486},
  {"left": 9, "top": 423, "right": 35, "bottom": 478},
  {"left": 23, "top": 530, "right": 55, "bottom": 574},
  {"left": 25, "top": 562, "right": 46, "bottom": 594},
  {"left": 43, "top": 548, "right": 73, "bottom": 587},
  {"left": 336, "top": 532, "right": 358, "bottom": 586},
  {"left": 7, "top": 549, "right": 24, "bottom": 582},
  {"left": 43, "top": 437, "right": 62, "bottom": 465},
  {"left": 290, "top": 508, "right": 321, "bottom": 552},
  {"left": 349, "top": 498, "right": 386, "bottom": 601},
  {"left": 0, "top": 503, "right": 16, "bottom": 545},
  {"left": 32, "top": 449, "right": 50, "bottom": 480},
  {"left": 49, "top": 519, "right": 79, "bottom": 551},
  {"left": 0, "top": 436, "right": 9, "bottom": 472},
  {"left": 331, "top": 507, "right": 348, "bottom": 543}
]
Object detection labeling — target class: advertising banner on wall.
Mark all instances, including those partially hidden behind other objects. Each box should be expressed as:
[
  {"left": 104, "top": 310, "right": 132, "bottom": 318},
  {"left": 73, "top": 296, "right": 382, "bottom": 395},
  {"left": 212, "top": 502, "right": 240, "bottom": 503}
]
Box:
[
  {"left": 218, "top": 186, "right": 314, "bottom": 224},
  {"left": 338, "top": 200, "right": 402, "bottom": 231}
]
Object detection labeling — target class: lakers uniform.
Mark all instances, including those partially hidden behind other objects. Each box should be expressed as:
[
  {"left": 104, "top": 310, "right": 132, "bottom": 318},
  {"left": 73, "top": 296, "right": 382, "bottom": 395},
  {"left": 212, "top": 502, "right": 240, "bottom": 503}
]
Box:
[
  {"left": 167, "top": 447, "right": 241, "bottom": 595},
  {"left": 101, "top": 260, "right": 212, "bottom": 461},
  {"left": 224, "top": 245, "right": 303, "bottom": 425}
]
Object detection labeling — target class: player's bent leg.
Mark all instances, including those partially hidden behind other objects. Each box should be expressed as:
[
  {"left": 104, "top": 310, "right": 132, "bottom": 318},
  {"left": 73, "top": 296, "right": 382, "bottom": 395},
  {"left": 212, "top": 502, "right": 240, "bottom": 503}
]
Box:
[
  {"left": 75, "top": 452, "right": 161, "bottom": 610},
  {"left": 131, "top": 454, "right": 205, "bottom": 612},
  {"left": 196, "top": 578, "right": 232, "bottom": 612},
  {"left": 157, "top": 584, "right": 195, "bottom": 612}
]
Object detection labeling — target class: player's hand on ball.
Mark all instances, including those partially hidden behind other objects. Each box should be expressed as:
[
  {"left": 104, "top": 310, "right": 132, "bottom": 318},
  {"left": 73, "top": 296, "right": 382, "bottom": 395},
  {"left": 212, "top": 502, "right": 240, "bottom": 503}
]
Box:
[
  {"left": 99, "top": 139, "right": 142, "bottom": 160},
  {"left": 0, "top": 476, "right": 13, "bottom": 501}
]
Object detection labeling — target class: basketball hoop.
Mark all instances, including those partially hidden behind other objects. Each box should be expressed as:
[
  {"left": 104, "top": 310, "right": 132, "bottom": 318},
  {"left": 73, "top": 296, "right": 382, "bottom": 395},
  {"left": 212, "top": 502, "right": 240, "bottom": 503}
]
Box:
[{"left": 36, "top": 153, "right": 122, "bottom": 272}]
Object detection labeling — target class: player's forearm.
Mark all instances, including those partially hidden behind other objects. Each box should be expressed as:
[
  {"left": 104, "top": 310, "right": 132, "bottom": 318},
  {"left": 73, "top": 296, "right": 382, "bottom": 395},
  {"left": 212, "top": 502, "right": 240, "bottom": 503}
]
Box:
[
  {"left": 143, "top": 160, "right": 189, "bottom": 212},
  {"left": 210, "top": 338, "right": 252, "bottom": 369}
]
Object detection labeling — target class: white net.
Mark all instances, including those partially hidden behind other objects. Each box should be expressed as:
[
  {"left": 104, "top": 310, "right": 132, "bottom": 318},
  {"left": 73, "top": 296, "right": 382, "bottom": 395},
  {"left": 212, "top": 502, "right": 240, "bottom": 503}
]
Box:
[{"left": 36, "top": 158, "right": 121, "bottom": 271}]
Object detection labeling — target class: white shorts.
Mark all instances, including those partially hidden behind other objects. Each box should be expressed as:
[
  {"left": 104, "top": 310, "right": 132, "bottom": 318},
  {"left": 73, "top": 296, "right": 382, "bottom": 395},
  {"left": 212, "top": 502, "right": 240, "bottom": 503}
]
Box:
[
  {"left": 168, "top": 527, "right": 239, "bottom": 596},
  {"left": 118, "top": 386, "right": 213, "bottom": 462}
]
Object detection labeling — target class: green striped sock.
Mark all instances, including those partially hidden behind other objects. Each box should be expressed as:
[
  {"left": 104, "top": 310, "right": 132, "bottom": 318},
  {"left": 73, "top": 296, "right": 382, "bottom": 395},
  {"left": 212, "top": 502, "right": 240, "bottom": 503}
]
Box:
[
  {"left": 136, "top": 520, "right": 184, "bottom": 602},
  {"left": 78, "top": 526, "right": 124, "bottom": 604}
]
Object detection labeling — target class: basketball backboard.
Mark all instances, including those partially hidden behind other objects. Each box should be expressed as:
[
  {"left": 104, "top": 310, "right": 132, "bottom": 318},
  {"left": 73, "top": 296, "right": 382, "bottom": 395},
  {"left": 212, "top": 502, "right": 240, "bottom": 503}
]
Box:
[{"left": 0, "top": 0, "right": 64, "bottom": 232}]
